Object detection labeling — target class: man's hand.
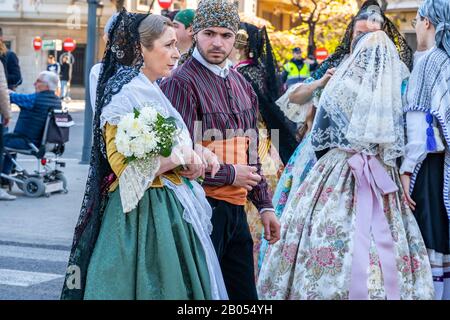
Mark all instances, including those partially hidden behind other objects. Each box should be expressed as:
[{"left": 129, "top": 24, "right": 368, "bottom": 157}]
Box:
[
  {"left": 400, "top": 174, "right": 416, "bottom": 211},
  {"left": 261, "top": 211, "right": 281, "bottom": 245},
  {"left": 232, "top": 164, "right": 261, "bottom": 191}
]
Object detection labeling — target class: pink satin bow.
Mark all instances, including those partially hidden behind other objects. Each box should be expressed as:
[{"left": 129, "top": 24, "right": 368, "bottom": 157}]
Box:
[{"left": 347, "top": 153, "right": 400, "bottom": 300}]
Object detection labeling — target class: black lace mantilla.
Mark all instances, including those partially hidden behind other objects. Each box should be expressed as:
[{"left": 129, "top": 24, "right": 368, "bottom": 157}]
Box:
[
  {"left": 236, "top": 22, "right": 298, "bottom": 164},
  {"left": 312, "top": 0, "right": 413, "bottom": 80},
  {"left": 61, "top": 9, "right": 149, "bottom": 300}
]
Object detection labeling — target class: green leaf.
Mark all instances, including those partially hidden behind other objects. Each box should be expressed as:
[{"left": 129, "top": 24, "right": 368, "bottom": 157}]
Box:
[
  {"left": 160, "top": 142, "right": 173, "bottom": 157},
  {"left": 133, "top": 108, "right": 140, "bottom": 118},
  {"left": 124, "top": 155, "right": 137, "bottom": 164}
]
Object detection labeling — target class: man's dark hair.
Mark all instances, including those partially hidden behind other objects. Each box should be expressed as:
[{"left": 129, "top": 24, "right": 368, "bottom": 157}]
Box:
[{"left": 0, "top": 27, "right": 3, "bottom": 37}]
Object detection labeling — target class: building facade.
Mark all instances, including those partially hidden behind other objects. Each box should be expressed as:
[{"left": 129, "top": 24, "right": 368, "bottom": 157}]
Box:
[
  {"left": 0, "top": 0, "right": 119, "bottom": 93},
  {"left": 0, "top": 0, "right": 257, "bottom": 93},
  {"left": 0, "top": 0, "right": 422, "bottom": 93},
  {"left": 386, "top": 0, "right": 423, "bottom": 52}
]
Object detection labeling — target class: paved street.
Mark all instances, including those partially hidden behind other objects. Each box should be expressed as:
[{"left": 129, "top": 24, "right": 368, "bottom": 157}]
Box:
[{"left": 0, "top": 101, "right": 88, "bottom": 299}]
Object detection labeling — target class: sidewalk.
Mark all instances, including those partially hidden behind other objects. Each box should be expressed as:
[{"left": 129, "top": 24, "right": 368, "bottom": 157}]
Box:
[
  {"left": 0, "top": 160, "right": 89, "bottom": 247},
  {"left": 1, "top": 100, "right": 88, "bottom": 247}
]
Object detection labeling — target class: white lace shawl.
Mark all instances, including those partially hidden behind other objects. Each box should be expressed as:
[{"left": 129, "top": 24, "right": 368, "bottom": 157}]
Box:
[
  {"left": 276, "top": 82, "right": 316, "bottom": 125},
  {"left": 101, "top": 72, "right": 192, "bottom": 213},
  {"left": 311, "top": 31, "right": 410, "bottom": 167},
  {"left": 100, "top": 73, "right": 228, "bottom": 299}
]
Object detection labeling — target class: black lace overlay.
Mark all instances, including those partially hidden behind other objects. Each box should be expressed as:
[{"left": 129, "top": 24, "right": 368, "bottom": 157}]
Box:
[
  {"left": 236, "top": 23, "right": 298, "bottom": 164},
  {"left": 61, "top": 9, "right": 149, "bottom": 300},
  {"left": 312, "top": 0, "right": 413, "bottom": 80}
]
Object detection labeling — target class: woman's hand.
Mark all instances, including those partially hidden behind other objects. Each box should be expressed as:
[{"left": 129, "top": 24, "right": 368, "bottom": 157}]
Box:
[
  {"left": 194, "top": 144, "right": 220, "bottom": 178},
  {"left": 178, "top": 146, "right": 206, "bottom": 180},
  {"left": 317, "top": 68, "right": 336, "bottom": 88},
  {"left": 400, "top": 173, "right": 416, "bottom": 211}
]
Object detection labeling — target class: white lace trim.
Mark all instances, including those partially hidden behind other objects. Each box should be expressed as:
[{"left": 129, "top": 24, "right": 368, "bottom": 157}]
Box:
[
  {"left": 311, "top": 31, "right": 410, "bottom": 167},
  {"left": 276, "top": 83, "right": 313, "bottom": 124},
  {"left": 119, "top": 156, "right": 160, "bottom": 213}
]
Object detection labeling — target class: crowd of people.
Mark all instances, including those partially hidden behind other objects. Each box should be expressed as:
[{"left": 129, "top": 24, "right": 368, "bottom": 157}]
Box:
[{"left": 1, "top": 0, "right": 449, "bottom": 300}]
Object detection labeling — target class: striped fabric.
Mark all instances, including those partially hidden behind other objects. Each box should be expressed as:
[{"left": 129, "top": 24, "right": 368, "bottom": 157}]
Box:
[
  {"left": 405, "top": 48, "right": 450, "bottom": 220},
  {"left": 161, "top": 57, "right": 273, "bottom": 211}
]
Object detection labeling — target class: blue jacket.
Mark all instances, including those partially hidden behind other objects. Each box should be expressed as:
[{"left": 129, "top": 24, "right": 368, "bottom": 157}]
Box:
[
  {"left": 0, "top": 51, "right": 22, "bottom": 89},
  {"left": 10, "top": 90, "right": 61, "bottom": 146}
]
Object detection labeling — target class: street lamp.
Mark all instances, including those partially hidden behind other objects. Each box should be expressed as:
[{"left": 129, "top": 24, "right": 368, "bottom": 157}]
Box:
[{"left": 80, "top": 0, "right": 101, "bottom": 164}]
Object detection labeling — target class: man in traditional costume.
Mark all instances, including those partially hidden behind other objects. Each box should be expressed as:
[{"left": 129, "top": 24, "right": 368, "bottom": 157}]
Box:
[
  {"left": 400, "top": 0, "right": 450, "bottom": 300},
  {"left": 161, "top": 0, "right": 280, "bottom": 300}
]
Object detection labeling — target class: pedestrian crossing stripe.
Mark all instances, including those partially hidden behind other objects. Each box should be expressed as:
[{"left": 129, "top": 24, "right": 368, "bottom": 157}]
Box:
[
  {"left": 0, "top": 245, "right": 69, "bottom": 263},
  {"left": 0, "top": 269, "right": 63, "bottom": 287},
  {"left": 0, "top": 244, "right": 69, "bottom": 288}
]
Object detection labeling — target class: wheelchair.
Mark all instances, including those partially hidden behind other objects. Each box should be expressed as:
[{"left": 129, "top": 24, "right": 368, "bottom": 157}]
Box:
[{"left": 0, "top": 109, "right": 73, "bottom": 198}]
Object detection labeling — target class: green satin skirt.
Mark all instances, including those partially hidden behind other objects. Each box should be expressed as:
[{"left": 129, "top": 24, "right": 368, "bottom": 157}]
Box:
[{"left": 83, "top": 186, "right": 212, "bottom": 300}]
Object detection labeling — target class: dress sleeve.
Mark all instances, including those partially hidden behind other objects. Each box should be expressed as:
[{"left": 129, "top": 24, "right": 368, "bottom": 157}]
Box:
[
  {"left": 104, "top": 123, "right": 127, "bottom": 178},
  {"left": 400, "top": 111, "right": 428, "bottom": 174}
]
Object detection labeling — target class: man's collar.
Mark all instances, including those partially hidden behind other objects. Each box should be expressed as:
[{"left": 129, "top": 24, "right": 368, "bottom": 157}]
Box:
[{"left": 192, "top": 47, "right": 232, "bottom": 78}]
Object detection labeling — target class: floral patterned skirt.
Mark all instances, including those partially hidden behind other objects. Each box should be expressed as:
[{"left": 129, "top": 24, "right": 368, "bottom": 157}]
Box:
[
  {"left": 257, "top": 148, "right": 435, "bottom": 300},
  {"left": 258, "top": 134, "right": 316, "bottom": 272},
  {"left": 245, "top": 119, "right": 284, "bottom": 280}
]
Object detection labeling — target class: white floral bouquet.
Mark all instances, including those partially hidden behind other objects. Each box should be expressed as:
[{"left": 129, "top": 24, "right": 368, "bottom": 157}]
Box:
[{"left": 115, "top": 102, "right": 179, "bottom": 163}]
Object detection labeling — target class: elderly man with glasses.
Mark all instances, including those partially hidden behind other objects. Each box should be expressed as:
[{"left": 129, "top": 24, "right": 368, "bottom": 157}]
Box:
[{"left": 1, "top": 71, "right": 61, "bottom": 181}]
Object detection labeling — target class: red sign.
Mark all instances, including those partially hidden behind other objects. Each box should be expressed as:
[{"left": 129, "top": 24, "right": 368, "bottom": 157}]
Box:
[
  {"left": 315, "top": 47, "right": 329, "bottom": 60},
  {"left": 158, "top": 0, "right": 173, "bottom": 9},
  {"left": 63, "top": 38, "right": 77, "bottom": 52},
  {"left": 33, "top": 37, "right": 42, "bottom": 51}
]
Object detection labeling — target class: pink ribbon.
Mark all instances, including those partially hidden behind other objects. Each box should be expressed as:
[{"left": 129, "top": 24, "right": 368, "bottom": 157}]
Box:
[{"left": 347, "top": 153, "right": 400, "bottom": 300}]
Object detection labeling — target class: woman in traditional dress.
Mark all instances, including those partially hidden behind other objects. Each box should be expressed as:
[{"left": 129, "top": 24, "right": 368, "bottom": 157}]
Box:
[
  {"left": 257, "top": 31, "right": 434, "bottom": 300},
  {"left": 231, "top": 22, "right": 293, "bottom": 276},
  {"left": 61, "top": 11, "right": 228, "bottom": 300},
  {"left": 400, "top": 0, "right": 450, "bottom": 300},
  {"left": 233, "top": 22, "right": 298, "bottom": 165},
  {"left": 258, "top": 0, "right": 414, "bottom": 272}
]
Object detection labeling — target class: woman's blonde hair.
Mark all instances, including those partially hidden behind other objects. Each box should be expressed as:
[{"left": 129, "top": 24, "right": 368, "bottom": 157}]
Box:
[{"left": 138, "top": 15, "right": 173, "bottom": 50}]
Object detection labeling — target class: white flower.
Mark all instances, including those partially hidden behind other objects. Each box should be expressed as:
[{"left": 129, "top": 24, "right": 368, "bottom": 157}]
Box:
[
  {"left": 139, "top": 106, "right": 158, "bottom": 125},
  {"left": 130, "top": 136, "right": 147, "bottom": 159},
  {"left": 142, "top": 131, "right": 159, "bottom": 154},
  {"left": 114, "top": 103, "right": 175, "bottom": 161},
  {"left": 115, "top": 130, "right": 132, "bottom": 157},
  {"left": 117, "top": 113, "right": 134, "bottom": 131},
  {"left": 118, "top": 113, "right": 142, "bottom": 137}
]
